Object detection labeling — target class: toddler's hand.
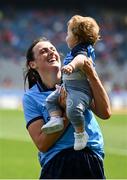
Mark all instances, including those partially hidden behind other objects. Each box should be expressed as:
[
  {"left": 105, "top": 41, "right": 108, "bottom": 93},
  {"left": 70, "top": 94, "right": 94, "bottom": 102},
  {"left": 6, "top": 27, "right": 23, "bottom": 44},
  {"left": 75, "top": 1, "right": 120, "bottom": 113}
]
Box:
[{"left": 61, "top": 64, "right": 74, "bottom": 75}]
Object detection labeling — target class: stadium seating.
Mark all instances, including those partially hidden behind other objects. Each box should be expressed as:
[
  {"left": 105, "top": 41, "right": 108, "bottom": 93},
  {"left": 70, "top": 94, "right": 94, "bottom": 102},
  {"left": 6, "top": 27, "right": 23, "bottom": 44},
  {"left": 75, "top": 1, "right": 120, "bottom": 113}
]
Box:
[{"left": 0, "top": 7, "right": 127, "bottom": 108}]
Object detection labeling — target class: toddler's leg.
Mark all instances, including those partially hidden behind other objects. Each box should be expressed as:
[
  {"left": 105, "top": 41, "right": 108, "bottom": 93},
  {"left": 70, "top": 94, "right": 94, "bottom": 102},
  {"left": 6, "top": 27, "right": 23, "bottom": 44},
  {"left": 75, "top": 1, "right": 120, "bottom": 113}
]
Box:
[
  {"left": 41, "top": 89, "right": 64, "bottom": 134},
  {"left": 41, "top": 116, "right": 64, "bottom": 134},
  {"left": 74, "top": 131, "right": 89, "bottom": 151},
  {"left": 66, "top": 90, "right": 90, "bottom": 150}
]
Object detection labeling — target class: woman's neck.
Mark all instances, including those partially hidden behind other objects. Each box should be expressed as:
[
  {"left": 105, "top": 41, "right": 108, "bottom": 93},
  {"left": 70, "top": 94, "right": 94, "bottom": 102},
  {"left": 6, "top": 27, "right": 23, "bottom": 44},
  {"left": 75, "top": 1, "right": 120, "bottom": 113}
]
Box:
[{"left": 40, "top": 71, "right": 61, "bottom": 89}]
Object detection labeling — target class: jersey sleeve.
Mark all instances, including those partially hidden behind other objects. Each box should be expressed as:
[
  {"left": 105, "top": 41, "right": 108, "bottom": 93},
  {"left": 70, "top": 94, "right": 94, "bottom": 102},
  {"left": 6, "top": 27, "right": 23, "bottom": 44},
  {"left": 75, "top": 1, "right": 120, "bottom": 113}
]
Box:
[{"left": 22, "top": 94, "right": 43, "bottom": 128}]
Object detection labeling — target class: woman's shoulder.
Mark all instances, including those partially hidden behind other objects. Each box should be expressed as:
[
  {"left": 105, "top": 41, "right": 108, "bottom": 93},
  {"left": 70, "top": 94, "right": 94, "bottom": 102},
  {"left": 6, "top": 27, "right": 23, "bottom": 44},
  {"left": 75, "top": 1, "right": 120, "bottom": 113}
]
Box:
[
  {"left": 23, "top": 85, "right": 40, "bottom": 103},
  {"left": 23, "top": 84, "right": 42, "bottom": 99},
  {"left": 24, "top": 84, "right": 38, "bottom": 95},
  {"left": 23, "top": 84, "right": 51, "bottom": 105}
]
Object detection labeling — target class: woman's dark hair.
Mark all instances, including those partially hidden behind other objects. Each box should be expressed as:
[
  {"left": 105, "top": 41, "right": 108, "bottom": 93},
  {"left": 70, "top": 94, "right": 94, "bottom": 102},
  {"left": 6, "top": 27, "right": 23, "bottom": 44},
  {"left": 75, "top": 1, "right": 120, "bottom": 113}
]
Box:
[{"left": 24, "top": 37, "right": 49, "bottom": 89}]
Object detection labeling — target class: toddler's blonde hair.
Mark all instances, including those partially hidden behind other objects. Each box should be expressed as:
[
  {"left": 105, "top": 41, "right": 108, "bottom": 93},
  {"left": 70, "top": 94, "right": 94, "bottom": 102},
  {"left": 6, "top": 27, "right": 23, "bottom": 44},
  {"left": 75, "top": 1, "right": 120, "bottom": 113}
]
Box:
[{"left": 68, "top": 15, "right": 100, "bottom": 45}]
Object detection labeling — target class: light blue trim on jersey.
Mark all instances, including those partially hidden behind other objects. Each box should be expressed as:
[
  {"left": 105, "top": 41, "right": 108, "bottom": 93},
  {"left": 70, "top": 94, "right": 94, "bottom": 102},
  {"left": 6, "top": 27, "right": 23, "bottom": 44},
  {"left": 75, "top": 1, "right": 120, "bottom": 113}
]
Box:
[{"left": 22, "top": 84, "right": 104, "bottom": 167}]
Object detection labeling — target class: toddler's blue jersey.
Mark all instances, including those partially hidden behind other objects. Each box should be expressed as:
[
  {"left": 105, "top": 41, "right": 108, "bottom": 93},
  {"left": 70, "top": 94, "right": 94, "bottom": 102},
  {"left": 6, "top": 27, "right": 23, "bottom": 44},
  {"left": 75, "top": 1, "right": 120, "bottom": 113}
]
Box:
[
  {"left": 22, "top": 84, "right": 104, "bottom": 167},
  {"left": 63, "top": 43, "right": 95, "bottom": 66}
]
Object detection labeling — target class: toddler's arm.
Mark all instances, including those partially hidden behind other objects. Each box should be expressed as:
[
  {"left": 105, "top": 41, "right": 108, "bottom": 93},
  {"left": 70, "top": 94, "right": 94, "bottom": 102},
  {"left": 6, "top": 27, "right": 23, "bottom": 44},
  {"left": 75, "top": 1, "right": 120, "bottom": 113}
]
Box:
[{"left": 62, "top": 54, "right": 85, "bottom": 75}]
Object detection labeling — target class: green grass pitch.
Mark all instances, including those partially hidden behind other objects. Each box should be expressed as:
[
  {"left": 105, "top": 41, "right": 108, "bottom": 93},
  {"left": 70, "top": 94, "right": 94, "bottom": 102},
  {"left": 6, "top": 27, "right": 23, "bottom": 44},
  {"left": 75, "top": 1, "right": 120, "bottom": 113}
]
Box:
[{"left": 0, "top": 109, "right": 127, "bottom": 179}]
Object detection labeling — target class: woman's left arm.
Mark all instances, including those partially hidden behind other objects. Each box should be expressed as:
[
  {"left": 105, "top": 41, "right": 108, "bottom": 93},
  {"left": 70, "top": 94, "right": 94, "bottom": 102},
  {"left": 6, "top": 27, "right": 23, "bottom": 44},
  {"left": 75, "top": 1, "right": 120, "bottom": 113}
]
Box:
[{"left": 83, "top": 57, "right": 111, "bottom": 119}]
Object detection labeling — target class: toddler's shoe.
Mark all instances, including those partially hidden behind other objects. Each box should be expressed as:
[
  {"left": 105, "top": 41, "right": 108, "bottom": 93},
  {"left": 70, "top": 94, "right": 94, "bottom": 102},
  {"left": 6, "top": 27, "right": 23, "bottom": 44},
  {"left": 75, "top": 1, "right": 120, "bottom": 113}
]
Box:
[
  {"left": 41, "top": 117, "right": 64, "bottom": 134},
  {"left": 74, "top": 131, "right": 89, "bottom": 151}
]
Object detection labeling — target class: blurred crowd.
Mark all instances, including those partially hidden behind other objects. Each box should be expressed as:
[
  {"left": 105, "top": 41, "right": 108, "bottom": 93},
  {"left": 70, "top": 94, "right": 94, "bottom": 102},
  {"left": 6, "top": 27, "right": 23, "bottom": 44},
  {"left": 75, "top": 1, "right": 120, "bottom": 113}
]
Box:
[{"left": 0, "top": 6, "right": 127, "bottom": 108}]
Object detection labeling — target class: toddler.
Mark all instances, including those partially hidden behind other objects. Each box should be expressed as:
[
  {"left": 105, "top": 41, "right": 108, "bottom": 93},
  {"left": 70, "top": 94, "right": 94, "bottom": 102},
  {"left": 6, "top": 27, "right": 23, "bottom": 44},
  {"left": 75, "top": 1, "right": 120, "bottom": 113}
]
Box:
[{"left": 41, "top": 15, "right": 100, "bottom": 150}]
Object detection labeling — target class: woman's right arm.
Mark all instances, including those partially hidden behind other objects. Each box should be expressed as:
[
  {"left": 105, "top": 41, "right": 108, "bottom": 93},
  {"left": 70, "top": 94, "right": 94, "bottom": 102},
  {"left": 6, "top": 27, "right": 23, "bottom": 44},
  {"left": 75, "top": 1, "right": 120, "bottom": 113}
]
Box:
[
  {"left": 23, "top": 94, "right": 68, "bottom": 153},
  {"left": 27, "top": 116, "right": 68, "bottom": 152}
]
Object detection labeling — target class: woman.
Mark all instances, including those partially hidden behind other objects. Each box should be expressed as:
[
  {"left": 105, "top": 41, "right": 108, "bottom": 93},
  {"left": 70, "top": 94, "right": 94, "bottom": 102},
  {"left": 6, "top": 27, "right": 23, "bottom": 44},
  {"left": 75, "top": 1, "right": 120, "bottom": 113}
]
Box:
[{"left": 22, "top": 37, "right": 111, "bottom": 179}]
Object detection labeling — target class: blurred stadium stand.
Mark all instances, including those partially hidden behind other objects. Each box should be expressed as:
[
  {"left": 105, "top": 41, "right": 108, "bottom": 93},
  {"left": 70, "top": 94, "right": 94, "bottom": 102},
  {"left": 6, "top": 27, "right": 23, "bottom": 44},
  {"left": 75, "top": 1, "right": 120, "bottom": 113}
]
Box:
[{"left": 0, "top": 0, "right": 127, "bottom": 109}]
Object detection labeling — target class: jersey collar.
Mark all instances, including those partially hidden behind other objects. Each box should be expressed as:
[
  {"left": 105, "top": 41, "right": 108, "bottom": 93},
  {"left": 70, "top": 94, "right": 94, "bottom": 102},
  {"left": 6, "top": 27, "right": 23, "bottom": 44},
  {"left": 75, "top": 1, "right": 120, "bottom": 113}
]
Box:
[{"left": 36, "top": 81, "right": 56, "bottom": 92}]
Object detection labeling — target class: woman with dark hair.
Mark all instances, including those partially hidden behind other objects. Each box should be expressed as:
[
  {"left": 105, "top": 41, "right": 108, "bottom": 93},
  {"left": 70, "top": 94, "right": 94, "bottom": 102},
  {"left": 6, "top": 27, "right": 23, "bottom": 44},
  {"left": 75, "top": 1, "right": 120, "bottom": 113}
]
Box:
[{"left": 22, "top": 37, "right": 111, "bottom": 179}]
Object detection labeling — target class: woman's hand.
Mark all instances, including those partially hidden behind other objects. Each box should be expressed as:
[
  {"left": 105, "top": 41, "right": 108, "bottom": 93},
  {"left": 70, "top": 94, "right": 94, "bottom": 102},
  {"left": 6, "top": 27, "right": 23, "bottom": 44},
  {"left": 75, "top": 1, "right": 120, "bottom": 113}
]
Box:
[
  {"left": 56, "top": 85, "right": 67, "bottom": 110},
  {"left": 82, "top": 57, "right": 95, "bottom": 77}
]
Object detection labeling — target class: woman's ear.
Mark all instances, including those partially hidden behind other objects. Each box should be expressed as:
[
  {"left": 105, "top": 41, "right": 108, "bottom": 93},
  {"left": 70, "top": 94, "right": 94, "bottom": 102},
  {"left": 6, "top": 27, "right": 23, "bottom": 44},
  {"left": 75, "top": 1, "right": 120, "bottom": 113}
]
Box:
[{"left": 29, "top": 61, "right": 37, "bottom": 69}]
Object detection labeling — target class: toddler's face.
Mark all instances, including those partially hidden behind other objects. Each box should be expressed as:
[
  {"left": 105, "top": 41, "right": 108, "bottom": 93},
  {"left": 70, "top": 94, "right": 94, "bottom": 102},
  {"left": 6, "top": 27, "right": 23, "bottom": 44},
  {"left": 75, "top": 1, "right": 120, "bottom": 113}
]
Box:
[{"left": 66, "top": 25, "right": 77, "bottom": 49}]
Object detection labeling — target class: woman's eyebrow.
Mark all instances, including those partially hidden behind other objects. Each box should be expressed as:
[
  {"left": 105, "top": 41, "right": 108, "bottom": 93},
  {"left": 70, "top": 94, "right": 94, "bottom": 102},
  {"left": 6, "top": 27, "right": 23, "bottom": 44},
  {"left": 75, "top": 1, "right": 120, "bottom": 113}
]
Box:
[
  {"left": 50, "top": 46, "right": 56, "bottom": 50},
  {"left": 38, "top": 47, "right": 55, "bottom": 53},
  {"left": 38, "top": 47, "right": 47, "bottom": 52}
]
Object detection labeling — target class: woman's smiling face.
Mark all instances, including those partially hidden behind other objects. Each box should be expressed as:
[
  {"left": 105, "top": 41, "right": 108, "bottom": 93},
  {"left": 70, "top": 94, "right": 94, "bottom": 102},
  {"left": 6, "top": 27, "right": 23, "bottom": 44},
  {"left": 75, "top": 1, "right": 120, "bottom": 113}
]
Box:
[{"left": 29, "top": 41, "right": 61, "bottom": 75}]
